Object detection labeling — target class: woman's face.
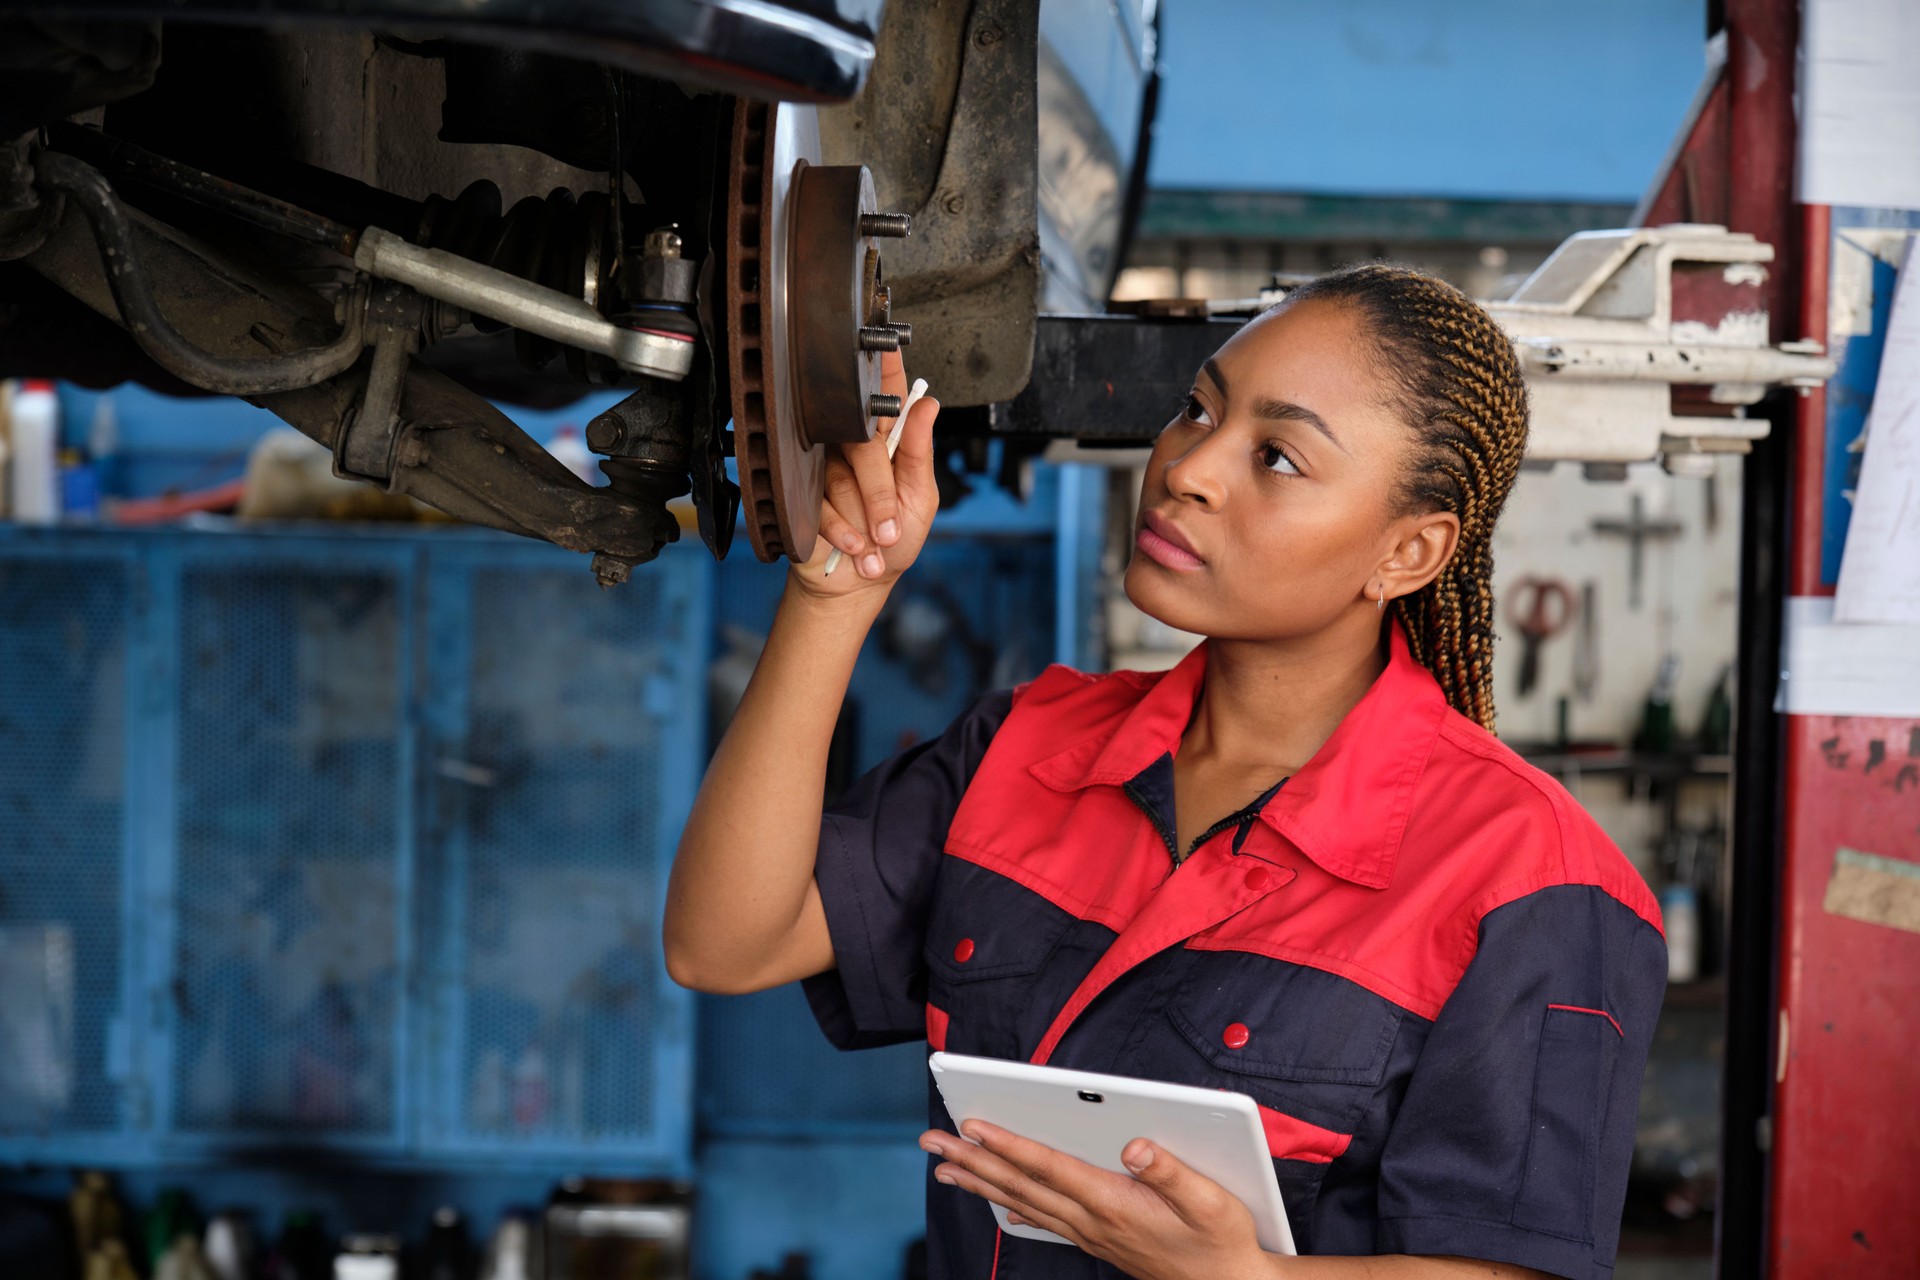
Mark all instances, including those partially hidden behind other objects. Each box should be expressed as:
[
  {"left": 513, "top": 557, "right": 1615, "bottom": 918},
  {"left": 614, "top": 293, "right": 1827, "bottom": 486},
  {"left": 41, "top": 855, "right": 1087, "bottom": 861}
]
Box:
[{"left": 1124, "top": 298, "right": 1430, "bottom": 643}]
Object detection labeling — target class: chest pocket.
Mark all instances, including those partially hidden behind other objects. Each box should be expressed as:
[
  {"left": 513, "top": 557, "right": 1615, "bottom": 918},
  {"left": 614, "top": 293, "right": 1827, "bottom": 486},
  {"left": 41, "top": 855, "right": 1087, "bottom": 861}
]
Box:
[
  {"left": 1168, "top": 951, "right": 1400, "bottom": 1128},
  {"left": 1153, "top": 951, "right": 1402, "bottom": 1249},
  {"left": 921, "top": 856, "right": 1077, "bottom": 1061}
]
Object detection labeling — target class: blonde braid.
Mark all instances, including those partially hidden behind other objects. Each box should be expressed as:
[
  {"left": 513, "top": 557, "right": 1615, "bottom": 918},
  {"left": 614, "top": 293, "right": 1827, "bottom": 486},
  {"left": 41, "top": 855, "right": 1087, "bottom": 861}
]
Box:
[{"left": 1278, "top": 264, "right": 1530, "bottom": 732}]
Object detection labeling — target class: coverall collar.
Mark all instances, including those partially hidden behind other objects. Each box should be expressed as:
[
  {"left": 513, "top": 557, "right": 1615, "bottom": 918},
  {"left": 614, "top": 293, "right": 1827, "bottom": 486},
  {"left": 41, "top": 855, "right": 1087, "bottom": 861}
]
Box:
[{"left": 1029, "top": 620, "right": 1451, "bottom": 890}]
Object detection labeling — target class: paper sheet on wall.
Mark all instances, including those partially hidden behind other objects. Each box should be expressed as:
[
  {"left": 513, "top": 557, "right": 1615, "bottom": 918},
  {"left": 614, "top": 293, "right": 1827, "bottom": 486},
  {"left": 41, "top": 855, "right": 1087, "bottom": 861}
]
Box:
[
  {"left": 1835, "top": 235, "right": 1920, "bottom": 624},
  {"left": 1799, "top": 0, "right": 1920, "bottom": 211}
]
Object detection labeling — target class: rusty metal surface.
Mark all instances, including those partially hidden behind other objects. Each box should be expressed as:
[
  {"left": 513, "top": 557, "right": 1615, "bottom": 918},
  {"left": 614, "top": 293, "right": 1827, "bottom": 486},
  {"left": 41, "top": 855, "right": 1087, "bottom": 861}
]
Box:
[
  {"left": 45, "top": 121, "right": 361, "bottom": 257},
  {"left": 817, "top": 0, "right": 1039, "bottom": 407},
  {"left": 726, "top": 98, "right": 824, "bottom": 563},
  {"left": 785, "top": 161, "right": 884, "bottom": 449},
  {"left": 816, "top": 0, "right": 965, "bottom": 227},
  {"left": 22, "top": 183, "right": 678, "bottom": 562},
  {"left": 982, "top": 312, "right": 1244, "bottom": 442},
  {"left": 0, "top": 17, "right": 160, "bottom": 137}
]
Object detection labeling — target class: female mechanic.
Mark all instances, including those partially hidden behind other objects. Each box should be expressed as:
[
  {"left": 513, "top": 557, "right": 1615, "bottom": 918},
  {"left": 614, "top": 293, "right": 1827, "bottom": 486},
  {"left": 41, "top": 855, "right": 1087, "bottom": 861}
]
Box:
[{"left": 665, "top": 263, "right": 1667, "bottom": 1280}]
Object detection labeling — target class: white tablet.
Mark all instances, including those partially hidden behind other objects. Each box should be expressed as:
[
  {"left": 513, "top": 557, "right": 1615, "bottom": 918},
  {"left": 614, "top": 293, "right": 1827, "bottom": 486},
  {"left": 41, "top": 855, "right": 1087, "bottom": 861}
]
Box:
[{"left": 927, "top": 1051, "right": 1295, "bottom": 1255}]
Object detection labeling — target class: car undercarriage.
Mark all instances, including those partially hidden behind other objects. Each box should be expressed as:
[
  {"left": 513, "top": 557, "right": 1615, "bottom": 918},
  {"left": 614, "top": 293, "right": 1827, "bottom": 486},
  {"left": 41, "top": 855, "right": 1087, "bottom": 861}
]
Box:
[{"left": 1, "top": 2, "right": 1151, "bottom": 579}]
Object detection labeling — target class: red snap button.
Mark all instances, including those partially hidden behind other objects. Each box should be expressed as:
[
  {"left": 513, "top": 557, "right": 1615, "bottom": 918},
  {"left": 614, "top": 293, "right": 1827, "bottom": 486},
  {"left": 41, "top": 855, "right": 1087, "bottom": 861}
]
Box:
[
  {"left": 1244, "top": 866, "right": 1271, "bottom": 891},
  {"left": 953, "top": 938, "right": 976, "bottom": 963},
  {"left": 1222, "top": 1022, "right": 1251, "bottom": 1050}
]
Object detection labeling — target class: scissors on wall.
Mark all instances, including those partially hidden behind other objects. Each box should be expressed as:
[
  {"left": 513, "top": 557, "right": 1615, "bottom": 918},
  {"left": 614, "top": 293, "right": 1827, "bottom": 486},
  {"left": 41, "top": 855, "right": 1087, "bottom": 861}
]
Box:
[{"left": 1507, "top": 577, "right": 1577, "bottom": 699}]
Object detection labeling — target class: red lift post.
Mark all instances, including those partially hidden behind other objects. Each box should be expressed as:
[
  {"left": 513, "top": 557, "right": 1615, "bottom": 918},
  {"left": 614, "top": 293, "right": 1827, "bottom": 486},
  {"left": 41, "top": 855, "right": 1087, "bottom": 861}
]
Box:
[{"left": 1643, "top": 0, "right": 1920, "bottom": 1273}]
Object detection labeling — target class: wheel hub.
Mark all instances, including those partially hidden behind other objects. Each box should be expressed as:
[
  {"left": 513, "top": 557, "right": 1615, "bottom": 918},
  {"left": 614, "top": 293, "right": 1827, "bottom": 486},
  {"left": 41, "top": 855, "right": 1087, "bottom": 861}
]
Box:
[{"left": 725, "top": 100, "right": 913, "bottom": 563}]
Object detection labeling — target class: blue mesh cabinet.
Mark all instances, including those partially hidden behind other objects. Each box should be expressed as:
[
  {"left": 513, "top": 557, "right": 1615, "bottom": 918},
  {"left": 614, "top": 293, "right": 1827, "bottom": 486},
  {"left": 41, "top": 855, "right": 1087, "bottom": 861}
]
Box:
[{"left": 0, "top": 526, "right": 706, "bottom": 1175}]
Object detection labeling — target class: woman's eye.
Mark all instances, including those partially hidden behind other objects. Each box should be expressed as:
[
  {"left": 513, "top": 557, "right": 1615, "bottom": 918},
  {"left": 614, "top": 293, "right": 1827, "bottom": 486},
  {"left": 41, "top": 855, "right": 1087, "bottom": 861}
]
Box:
[
  {"left": 1261, "top": 442, "right": 1301, "bottom": 476},
  {"left": 1183, "top": 394, "right": 1214, "bottom": 426}
]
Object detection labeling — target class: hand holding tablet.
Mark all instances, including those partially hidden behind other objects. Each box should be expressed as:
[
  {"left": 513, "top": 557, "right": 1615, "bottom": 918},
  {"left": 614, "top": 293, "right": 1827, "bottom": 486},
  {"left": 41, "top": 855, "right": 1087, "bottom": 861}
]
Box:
[{"left": 927, "top": 1052, "right": 1296, "bottom": 1255}]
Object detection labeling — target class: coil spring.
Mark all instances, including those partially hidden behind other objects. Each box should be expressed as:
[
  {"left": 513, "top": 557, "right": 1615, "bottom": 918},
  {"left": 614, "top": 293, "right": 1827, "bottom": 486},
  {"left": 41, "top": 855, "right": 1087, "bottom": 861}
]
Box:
[{"left": 414, "top": 180, "right": 626, "bottom": 382}]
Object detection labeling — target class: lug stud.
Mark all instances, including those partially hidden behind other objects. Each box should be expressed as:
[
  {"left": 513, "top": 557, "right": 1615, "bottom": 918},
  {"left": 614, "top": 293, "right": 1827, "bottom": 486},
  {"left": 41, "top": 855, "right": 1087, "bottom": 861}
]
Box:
[
  {"left": 868, "top": 393, "right": 904, "bottom": 418},
  {"left": 859, "top": 213, "right": 912, "bottom": 238},
  {"left": 859, "top": 326, "right": 902, "bottom": 352}
]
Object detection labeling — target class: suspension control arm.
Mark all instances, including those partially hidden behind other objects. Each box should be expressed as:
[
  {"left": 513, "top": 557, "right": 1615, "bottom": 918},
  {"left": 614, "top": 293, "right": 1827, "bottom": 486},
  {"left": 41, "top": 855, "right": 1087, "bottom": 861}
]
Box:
[{"left": 352, "top": 226, "right": 695, "bottom": 381}]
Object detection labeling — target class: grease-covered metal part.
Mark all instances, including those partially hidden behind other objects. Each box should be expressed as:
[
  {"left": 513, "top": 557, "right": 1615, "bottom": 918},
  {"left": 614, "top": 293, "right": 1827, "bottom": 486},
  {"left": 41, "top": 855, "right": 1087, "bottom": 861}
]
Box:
[
  {"left": 34, "top": 152, "right": 368, "bottom": 395},
  {"left": 44, "top": 122, "right": 362, "bottom": 256},
  {"left": 20, "top": 180, "right": 681, "bottom": 564},
  {"left": 353, "top": 225, "right": 695, "bottom": 380},
  {"left": 786, "top": 160, "right": 885, "bottom": 448},
  {"left": 724, "top": 98, "right": 915, "bottom": 562},
  {"left": 333, "top": 281, "right": 424, "bottom": 484},
  {"left": 725, "top": 98, "right": 820, "bottom": 562},
  {"left": 817, "top": 0, "right": 1040, "bottom": 405}
]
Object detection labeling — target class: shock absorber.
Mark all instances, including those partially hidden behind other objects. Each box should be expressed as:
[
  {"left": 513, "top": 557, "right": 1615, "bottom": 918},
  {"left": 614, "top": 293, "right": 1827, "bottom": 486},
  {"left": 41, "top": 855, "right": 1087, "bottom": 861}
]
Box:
[{"left": 413, "top": 181, "right": 696, "bottom": 382}]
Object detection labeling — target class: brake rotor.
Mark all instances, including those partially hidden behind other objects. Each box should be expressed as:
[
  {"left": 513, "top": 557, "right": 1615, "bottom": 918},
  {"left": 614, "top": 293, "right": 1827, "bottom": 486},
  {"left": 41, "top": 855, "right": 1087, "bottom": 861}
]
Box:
[{"left": 725, "top": 100, "right": 913, "bottom": 562}]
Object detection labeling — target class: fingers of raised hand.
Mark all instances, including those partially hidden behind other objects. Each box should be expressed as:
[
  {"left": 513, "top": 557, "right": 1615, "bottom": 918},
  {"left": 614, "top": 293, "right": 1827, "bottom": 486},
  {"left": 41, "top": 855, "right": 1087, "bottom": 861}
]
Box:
[
  {"left": 818, "top": 459, "right": 888, "bottom": 579},
  {"left": 845, "top": 435, "right": 902, "bottom": 548},
  {"left": 818, "top": 460, "right": 867, "bottom": 550},
  {"left": 879, "top": 349, "right": 908, "bottom": 399}
]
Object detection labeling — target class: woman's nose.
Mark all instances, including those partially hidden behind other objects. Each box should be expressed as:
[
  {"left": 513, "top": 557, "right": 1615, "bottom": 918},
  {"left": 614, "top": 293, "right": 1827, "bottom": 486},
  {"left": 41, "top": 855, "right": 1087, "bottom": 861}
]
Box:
[{"left": 1163, "top": 428, "right": 1232, "bottom": 509}]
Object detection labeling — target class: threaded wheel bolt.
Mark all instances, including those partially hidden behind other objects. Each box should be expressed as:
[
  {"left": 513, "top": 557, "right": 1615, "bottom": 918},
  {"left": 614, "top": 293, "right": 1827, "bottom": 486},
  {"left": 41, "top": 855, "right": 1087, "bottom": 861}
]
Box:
[
  {"left": 868, "top": 393, "right": 904, "bottom": 418},
  {"left": 859, "top": 213, "right": 912, "bottom": 238}
]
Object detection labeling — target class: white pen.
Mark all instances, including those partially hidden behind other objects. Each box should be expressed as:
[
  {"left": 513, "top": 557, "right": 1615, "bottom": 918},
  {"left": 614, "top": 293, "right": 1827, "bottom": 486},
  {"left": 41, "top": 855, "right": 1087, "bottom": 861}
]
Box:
[{"left": 823, "top": 376, "right": 931, "bottom": 577}]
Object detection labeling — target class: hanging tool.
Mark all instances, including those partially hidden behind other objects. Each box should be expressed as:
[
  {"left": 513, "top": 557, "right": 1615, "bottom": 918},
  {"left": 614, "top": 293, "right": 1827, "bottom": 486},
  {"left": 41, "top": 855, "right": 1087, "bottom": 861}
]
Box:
[
  {"left": 1572, "top": 580, "right": 1600, "bottom": 702},
  {"left": 1590, "top": 493, "right": 1682, "bottom": 609},
  {"left": 1507, "top": 576, "right": 1577, "bottom": 698}
]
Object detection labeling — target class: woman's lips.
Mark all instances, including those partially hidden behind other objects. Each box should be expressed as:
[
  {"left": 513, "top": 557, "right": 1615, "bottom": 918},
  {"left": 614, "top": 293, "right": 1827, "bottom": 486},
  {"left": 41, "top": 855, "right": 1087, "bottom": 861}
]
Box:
[{"left": 1136, "top": 512, "right": 1205, "bottom": 570}]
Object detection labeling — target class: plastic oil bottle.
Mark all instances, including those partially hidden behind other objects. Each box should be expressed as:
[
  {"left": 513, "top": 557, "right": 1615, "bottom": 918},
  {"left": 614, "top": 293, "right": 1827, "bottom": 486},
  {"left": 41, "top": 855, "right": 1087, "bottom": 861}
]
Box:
[{"left": 7, "top": 378, "right": 61, "bottom": 524}]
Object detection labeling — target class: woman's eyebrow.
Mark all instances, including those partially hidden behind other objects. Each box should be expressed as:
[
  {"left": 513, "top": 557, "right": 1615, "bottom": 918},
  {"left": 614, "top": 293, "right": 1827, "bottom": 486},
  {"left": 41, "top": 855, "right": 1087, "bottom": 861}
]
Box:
[
  {"left": 1200, "top": 357, "right": 1347, "bottom": 454},
  {"left": 1201, "top": 357, "right": 1229, "bottom": 396},
  {"left": 1251, "top": 397, "right": 1347, "bottom": 453}
]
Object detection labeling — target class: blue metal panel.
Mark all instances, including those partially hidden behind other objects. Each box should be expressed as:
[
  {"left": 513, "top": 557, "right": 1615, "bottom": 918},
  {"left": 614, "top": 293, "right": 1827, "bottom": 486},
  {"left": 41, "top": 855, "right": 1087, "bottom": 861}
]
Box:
[
  {"left": 0, "top": 506, "right": 1075, "bottom": 1260},
  {"left": 163, "top": 543, "right": 413, "bottom": 1150},
  {"left": 693, "top": 1139, "right": 929, "bottom": 1280},
  {"left": 414, "top": 538, "right": 704, "bottom": 1171},
  {"left": 417, "top": 556, "right": 479, "bottom": 1160},
  {"left": 0, "top": 541, "right": 134, "bottom": 1146},
  {"left": 1053, "top": 463, "right": 1108, "bottom": 669},
  {"left": 698, "top": 986, "right": 929, "bottom": 1141},
  {"left": 0, "top": 527, "right": 704, "bottom": 1174}
]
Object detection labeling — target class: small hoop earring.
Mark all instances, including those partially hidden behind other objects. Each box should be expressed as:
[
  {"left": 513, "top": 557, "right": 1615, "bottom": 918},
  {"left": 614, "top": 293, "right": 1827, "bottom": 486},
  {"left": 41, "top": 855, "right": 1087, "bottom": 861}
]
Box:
[{"left": 1375, "top": 584, "right": 1387, "bottom": 613}]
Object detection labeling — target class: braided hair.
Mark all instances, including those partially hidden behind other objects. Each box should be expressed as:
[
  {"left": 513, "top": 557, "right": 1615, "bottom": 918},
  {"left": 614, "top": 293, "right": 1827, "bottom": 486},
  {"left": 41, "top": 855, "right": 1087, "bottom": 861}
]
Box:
[{"left": 1275, "top": 263, "right": 1529, "bottom": 732}]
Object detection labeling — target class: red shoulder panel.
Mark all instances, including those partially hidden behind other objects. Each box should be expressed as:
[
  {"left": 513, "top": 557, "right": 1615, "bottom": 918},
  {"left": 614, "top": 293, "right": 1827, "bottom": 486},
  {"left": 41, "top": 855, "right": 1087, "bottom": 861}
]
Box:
[
  {"left": 948, "top": 664, "right": 1178, "bottom": 932},
  {"left": 948, "top": 661, "right": 1664, "bottom": 1027},
  {"left": 1193, "top": 710, "right": 1664, "bottom": 1021}
]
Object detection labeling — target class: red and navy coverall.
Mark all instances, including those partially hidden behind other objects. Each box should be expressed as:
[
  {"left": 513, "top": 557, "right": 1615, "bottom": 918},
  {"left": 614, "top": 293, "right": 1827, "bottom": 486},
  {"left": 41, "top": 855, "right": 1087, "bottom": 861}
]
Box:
[{"left": 803, "top": 622, "right": 1667, "bottom": 1279}]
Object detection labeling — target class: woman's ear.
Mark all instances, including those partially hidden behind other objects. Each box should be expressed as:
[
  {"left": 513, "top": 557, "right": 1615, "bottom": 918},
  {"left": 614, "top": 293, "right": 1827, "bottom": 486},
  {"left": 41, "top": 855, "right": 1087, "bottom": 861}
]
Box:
[{"left": 1379, "top": 512, "right": 1461, "bottom": 601}]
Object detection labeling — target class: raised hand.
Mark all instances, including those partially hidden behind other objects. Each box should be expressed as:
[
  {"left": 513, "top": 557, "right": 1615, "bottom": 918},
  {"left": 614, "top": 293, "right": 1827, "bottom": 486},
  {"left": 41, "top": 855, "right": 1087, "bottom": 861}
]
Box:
[{"left": 792, "top": 349, "right": 941, "bottom": 598}]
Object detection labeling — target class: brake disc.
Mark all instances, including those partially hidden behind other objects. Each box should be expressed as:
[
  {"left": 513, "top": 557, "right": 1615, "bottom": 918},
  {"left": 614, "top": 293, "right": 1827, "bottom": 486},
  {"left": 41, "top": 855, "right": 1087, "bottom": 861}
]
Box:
[{"left": 724, "top": 99, "right": 912, "bottom": 562}]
